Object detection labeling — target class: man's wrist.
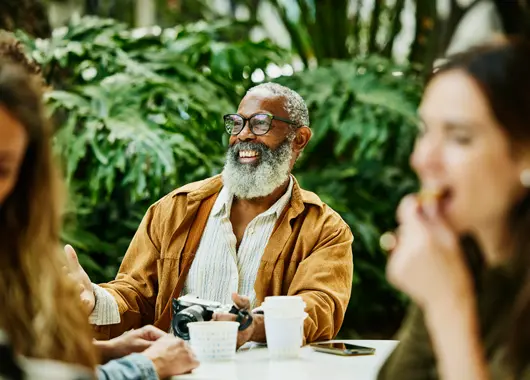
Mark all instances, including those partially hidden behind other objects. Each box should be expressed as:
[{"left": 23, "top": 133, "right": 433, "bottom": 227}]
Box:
[
  {"left": 250, "top": 314, "right": 266, "bottom": 343},
  {"left": 94, "top": 339, "right": 117, "bottom": 363}
]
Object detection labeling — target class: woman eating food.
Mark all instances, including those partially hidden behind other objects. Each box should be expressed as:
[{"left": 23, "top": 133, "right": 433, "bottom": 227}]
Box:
[{"left": 379, "top": 39, "right": 530, "bottom": 379}]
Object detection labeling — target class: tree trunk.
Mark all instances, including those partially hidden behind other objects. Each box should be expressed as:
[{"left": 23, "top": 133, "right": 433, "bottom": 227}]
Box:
[
  {"left": 0, "top": 0, "right": 51, "bottom": 37},
  {"left": 382, "top": 0, "right": 405, "bottom": 58},
  {"left": 367, "top": 0, "right": 383, "bottom": 54},
  {"left": 135, "top": 0, "right": 156, "bottom": 27},
  {"left": 408, "top": 0, "right": 438, "bottom": 67},
  {"left": 437, "top": 0, "right": 483, "bottom": 57},
  {"left": 270, "top": 0, "right": 311, "bottom": 68},
  {"left": 330, "top": 0, "right": 350, "bottom": 59},
  {"left": 309, "top": 0, "right": 349, "bottom": 61},
  {"left": 351, "top": 0, "right": 363, "bottom": 56},
  {"left": 85, "top": 0, "right": 99, "bottom": 15},
  {"left": 48, "top": 0, "right": 86, "bottom": 29},
  {"left": 291, "top": 0, "right": 350, "bottom": 64},
  {"left": 247, "top": 0, "right": 262, "bottom": 24},
  {"left": 409, "top": 0, "right": 483, "bottom": 79}
]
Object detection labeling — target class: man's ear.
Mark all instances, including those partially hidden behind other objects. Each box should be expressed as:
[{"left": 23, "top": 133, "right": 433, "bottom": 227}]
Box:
[{"left": 293, "top": 126, "right": 312, "bottom": 154}]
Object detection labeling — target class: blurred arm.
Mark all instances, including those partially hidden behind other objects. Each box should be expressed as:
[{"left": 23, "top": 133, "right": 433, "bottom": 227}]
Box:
[
  {"left": 96, "top": 354, "right": 157, "bottom": 380},
  {"left": 424, "top": 299, "right": 489, "bottom": 380}
]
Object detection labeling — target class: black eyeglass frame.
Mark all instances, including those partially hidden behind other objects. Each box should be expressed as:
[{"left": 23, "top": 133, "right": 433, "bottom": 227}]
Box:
[{"left": 223, "top": 112, "right": 299, "bottom": 136}]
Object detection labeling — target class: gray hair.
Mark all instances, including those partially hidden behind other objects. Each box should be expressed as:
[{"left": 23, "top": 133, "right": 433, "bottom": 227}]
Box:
[{"left": 246, "top": 82, "right": 310, "bottom": 127}]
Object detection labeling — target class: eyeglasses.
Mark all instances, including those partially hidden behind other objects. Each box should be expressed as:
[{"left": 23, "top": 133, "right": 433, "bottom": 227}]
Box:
[{"left": 223, "top": 113, "right": 297, "bottom": 136}]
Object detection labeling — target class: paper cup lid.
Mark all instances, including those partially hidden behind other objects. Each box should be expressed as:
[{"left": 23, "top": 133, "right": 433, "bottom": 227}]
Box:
[
  {"left": 188, "top": 321, "right": 240, "bottom": 330},
  {"left": 262, "top": 296, "right": 306, "bottom": 309}
]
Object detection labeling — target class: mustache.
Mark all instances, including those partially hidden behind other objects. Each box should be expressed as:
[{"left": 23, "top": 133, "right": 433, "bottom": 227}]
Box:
[{"left": 228, "top": 142, "right": 271, "bottom": 160}]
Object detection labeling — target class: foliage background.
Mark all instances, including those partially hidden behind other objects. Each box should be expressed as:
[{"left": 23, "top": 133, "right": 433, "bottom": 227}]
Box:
[
  {"left": 19, "top": 11, "right": 422, "bottom": 337},
  {"left": 14, "top": 0, "right": 451, "bottom": 337},
  {"left": 18, "top": 16, "right": 288, "bottom": 279},
  {"left": 278, "top": 57, "right": 421, "bottom": 336},
  {"left": 4, "top": 0, "right": 529, "bottom": 340}
]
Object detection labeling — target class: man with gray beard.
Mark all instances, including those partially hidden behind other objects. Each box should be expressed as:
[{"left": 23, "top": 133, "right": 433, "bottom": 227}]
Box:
[{"left": 67, "top": 83, "right": 354, "bottom": 348}]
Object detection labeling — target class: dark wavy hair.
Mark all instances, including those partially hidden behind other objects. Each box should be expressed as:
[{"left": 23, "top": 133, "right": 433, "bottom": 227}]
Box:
[{"left": 434, "top": 39, "right": 530, "bottom": 376}]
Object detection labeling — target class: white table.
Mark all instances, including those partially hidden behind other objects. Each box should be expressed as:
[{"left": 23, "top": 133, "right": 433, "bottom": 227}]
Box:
[{"left": 174, "top": 340, "right": 399, "bottom": 380}]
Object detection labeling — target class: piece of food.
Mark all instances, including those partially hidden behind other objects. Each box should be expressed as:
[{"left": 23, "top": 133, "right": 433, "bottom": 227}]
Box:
[{"left": 417, "top": 189, "right": 443, "bottom": 205}]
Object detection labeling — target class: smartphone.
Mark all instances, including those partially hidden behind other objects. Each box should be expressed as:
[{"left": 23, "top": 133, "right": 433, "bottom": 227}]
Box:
[{"left": 310, "top": 342, "right": 376, "bottom": 356}]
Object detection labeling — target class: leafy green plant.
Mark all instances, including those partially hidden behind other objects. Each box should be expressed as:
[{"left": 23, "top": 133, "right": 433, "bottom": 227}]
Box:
[
  {"left": 18, "top": 15, "right": 423, "bottom": 338},
  {"left": 278, "top": 56, "right": 422, "bottom": 337},
  {"left": 18, "top": 16, "right": 288, "bottom": 281}
]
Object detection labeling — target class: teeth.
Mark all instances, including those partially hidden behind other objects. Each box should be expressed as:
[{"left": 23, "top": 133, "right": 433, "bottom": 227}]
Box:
[{"left": 239, "top": 150, "right": 258, "bottom": 158}]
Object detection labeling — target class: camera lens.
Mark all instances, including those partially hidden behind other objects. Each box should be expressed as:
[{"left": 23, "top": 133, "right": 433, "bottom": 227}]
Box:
[{"left": 173, "top": 304, "right": 207, "bottom": 340}]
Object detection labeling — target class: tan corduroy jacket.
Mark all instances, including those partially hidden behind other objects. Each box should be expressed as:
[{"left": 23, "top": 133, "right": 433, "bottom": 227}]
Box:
[{"left": 94, "top": 175, "right": 354, "bottom": 342}]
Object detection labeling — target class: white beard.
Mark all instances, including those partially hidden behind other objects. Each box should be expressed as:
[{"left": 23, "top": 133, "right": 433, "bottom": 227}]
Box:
[{"left": 222, "top": 138, "right": 293, "bottom": 199}]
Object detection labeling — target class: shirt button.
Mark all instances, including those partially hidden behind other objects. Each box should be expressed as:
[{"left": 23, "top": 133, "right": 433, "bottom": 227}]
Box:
[{"left": 248, "top": 228, "right": 255, "bottom": 235}]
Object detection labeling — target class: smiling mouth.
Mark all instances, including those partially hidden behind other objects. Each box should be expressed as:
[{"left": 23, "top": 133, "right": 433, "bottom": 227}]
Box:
[
  {"left": 239, "top": 150, "right": 259, "bottom": 158},
  {"left": 238, "top": 149, "right": 260, "bottom": 163}
]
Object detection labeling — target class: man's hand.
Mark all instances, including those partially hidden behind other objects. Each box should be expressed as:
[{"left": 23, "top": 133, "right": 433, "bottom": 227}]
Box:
[
  {"left": 95, "top": 325, "right": 167, "bottom": 363},
  {"left": 212, "top": 293, "right": 265, "bottom": 348},
  {"left": 142, "top": 335, "right": 199, "bottom": 378},
  {"left": 64, "top": 244, "right": 95, "bottom": 314}
]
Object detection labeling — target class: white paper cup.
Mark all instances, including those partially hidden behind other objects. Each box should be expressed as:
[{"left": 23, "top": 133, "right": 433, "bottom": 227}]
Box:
[
  {"left": 260, "top": 296, "right": 308, "bottom": 359},
  {"left": 261, "top": 296, "right": 306, "bottom": 318},
  {"left": 264, "top": 312, "right": 308, "bottom": 359},
  {"left": 188, "top": 321, "right": 239, "bottom": 361}
]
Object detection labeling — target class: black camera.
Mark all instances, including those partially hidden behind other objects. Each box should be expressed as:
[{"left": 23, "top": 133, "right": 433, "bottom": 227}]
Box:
[{"left": 171, "top": 295, "right": 253, "bottom": 340}]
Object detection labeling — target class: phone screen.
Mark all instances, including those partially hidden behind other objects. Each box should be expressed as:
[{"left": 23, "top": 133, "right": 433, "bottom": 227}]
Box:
[{"left": 310, "top": 342, "right": 376, "bottom": 356}]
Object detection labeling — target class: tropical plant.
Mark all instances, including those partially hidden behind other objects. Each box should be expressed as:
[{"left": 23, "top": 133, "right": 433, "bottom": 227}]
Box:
[
  {"left": 17, "top": 14, "right": 424, "bottom": 338},
  {"left": 278, "top": 56, "right": 422, "bottom": 337},
  {"left": 18, "top": 16, "right": 288, "bottom": 280}
]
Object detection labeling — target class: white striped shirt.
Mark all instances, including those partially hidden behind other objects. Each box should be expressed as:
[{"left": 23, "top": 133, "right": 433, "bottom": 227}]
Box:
[
  {"left": 90, "top": 177, "right": 293, "bottom": 325},
  {"left": 182, "top": 177, "right": 293, "bottom": 309}
]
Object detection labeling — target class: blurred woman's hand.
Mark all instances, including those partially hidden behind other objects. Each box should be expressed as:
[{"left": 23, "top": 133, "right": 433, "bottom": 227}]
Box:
[{"left": 386, "top": 194, "right": 474, "bottom": 311}]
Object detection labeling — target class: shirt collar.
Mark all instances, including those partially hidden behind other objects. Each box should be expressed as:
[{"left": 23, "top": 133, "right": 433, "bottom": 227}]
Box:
[
  {"left": 212, "top": 176, "right": 294, "bottom": 219},
  {"left": 211, "top": 185, "right": 233, "bottom": 218}
]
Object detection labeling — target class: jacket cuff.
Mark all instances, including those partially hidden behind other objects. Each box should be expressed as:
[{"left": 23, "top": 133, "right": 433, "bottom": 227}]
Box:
[
  {"left": 96, "top": 353, "right": 158, "bottom": 380},
  {"left": 90, "top": 284, "right": 121, "bottom": 325}
]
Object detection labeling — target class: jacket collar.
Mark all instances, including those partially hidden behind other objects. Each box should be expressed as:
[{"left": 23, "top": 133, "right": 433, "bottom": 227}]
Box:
[{"left": 171, "top": 174, "right": 323, "bottom": 212}]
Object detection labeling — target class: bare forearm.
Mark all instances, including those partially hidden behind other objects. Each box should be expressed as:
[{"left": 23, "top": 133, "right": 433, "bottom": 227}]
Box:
[{"left": 425, "top": 299, "right": 489, "bottom": 380}]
